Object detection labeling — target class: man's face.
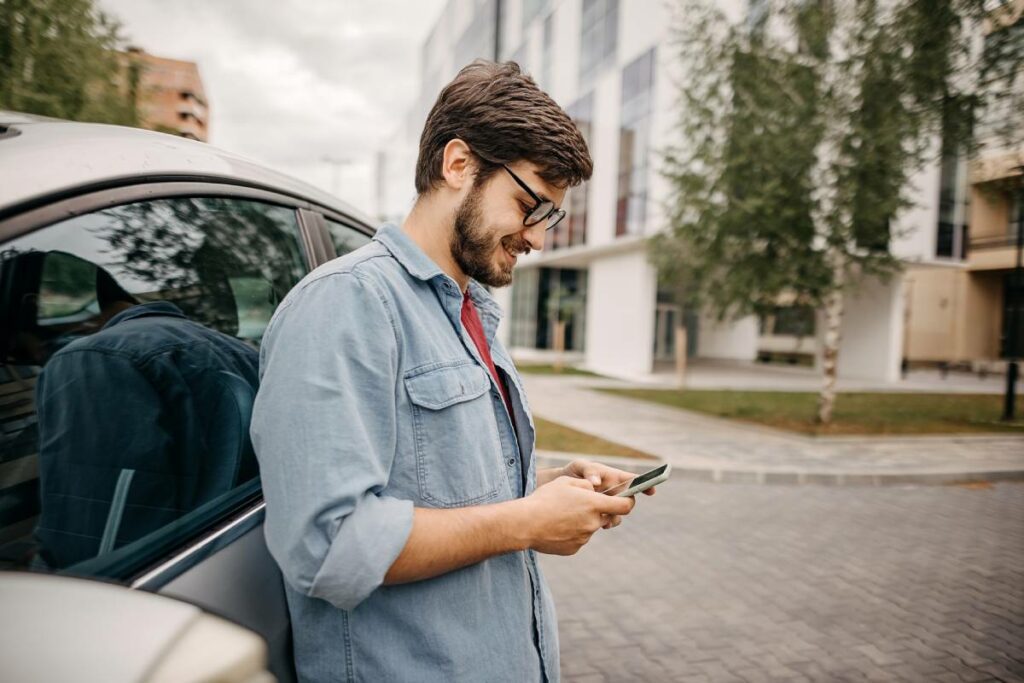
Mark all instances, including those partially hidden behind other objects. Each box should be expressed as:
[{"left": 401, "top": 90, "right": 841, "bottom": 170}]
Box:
[{"left": 450, "top": 162, "right": 566, "bottom": 288}]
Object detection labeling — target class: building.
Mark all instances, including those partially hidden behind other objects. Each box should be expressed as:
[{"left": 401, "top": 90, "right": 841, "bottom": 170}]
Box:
[
  {"left": 379, "top": 0, "right": 1022, "bottom": 382},
  {"left": 119, "top": 48, "right": 209, "bottom": 142},
  {"left": 902, "top": 2, "right": 1024, "bottom": 371}
]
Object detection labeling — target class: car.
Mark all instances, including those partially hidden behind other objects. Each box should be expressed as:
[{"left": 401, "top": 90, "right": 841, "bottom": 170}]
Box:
[{"left": 0, "top": 111, "right": 377, "bottom": 682}]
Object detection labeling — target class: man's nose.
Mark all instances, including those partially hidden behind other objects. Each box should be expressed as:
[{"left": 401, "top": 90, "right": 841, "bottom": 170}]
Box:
[{"left": 523, "top": 221, "right": 547, "bottom": 252}]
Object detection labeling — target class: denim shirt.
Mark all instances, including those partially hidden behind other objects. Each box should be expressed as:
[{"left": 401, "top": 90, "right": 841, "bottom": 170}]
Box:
[{"left": 251, "top": 224, "right": 559, "bottom": 683}]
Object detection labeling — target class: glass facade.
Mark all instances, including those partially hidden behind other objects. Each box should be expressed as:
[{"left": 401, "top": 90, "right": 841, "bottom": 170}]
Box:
[
  {"left": 548, "top": 93, "right": 593, "bottom": 251},
  {"left": 541, "top": 12, "right": 554, "bottom": 91},
  {"left": 522, "top": 0, "right": 547, "bottom": 31},
  {"left": 509, "top": 267, "right": 587, "bottom": 351},
  {"left": 454, "top": 0, "right": 498, "bottom": 69},
  {"left": 936, "top": 122, "right": 969, "bottom": 260},
  {"left": 579, "top": 0, "right": 618, "bottom": 86},
  {"left": 616, "top": 48, "right": 656, "bottom": 237}
]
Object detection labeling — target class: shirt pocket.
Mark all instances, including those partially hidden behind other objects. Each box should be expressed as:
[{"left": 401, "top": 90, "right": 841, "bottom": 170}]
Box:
[{"left": 404, "top": 361, "right": 505, "bottom": 508}]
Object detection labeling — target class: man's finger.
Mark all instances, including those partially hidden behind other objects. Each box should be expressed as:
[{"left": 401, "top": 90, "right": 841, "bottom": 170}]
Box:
[
  {"left": 592, "top": 492, "right": 635, "bottom": 515},
  {"left": 570, "top": 460, "right": 602, "bottom": 484},
  {"left": 563, "top": 475, "right": 595, "bottom": 491}
]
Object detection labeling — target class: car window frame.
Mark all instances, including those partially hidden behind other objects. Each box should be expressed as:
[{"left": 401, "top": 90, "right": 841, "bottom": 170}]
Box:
[
  {"left": 311, "top": 210, "right": 375, "bottom": 259},
  {"left": 0, "top": 179, "right": 372, "bottom": 587}
]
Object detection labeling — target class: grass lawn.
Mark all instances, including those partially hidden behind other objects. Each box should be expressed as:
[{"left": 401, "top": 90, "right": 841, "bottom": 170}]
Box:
[
  {"left": 532, "top": 416, "right": 657, "bottom": 459},
  {"left": 517, "top": 364, "right": 600, "bottom": 377},
  {"left": 598, "top": 389, "right": 1024, "bottom": 436}
]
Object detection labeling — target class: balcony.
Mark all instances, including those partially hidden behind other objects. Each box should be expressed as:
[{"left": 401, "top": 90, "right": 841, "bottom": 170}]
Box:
[{"left": 968, "top": 230, "right": 1022, "bottom": 271}]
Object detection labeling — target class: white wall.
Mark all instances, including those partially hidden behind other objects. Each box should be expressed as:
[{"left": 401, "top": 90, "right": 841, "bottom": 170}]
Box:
[
  {"left": 891, "top": 135, "right": 942, "bottom": 261},
  {"left": 585, "top": 250, "right": 657, "bottom": 376},
  {"left": 696, "top": 314, "right": 759, "bottom": 361},
  {"left": 835, "top": 275, "right": 906, "bottom": 382},
  {"left": 492, "top": 285, "right": 514, "bottom": 347}
]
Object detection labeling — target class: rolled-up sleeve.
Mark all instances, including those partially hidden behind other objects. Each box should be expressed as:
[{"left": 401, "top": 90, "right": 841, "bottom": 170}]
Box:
[{"left": 251, "top": 269, "right": 413, "bottom": 610}]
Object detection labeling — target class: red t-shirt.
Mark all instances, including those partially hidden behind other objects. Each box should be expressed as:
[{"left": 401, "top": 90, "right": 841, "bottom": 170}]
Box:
[{"left": 460, "top": 295, "right": 513, "bottom": 417}]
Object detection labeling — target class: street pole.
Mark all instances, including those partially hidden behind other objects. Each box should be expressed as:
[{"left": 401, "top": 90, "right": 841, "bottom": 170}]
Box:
[
  {"left": 320, "top": 156, "right": 351, "bottom": 198},
  {"left": 1003, "top": 169, "right": 1023, "bottom": 421}
]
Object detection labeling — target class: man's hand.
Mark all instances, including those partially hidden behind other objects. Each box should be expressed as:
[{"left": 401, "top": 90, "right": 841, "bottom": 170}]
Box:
[
  {"left": 517, "top": 476, "right": 635, "bottom": 555},
  {"left": 561, "top": 459, "right": 656, "bottom": 529}
]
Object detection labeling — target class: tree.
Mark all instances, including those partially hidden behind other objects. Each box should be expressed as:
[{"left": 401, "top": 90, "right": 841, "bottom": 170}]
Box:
[
  {"left": 656, "top": 0, "right": 1023, "bottom": 423},
  {"left": 0, "top": 0, "right": 139, "bottom": 125}
]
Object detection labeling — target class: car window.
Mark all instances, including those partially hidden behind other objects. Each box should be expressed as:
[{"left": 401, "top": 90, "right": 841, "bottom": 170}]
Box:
[
  {"left": 0, "top": 196, "right": 307, "bottom": 580},
  {"left": 325, "top": 218, "right": 372, "bottom": 256}
]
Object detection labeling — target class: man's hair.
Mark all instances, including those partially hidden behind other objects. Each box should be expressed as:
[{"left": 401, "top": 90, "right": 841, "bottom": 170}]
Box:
[{"left": 415, "top": 60, "right": 593, "bottom": 195}]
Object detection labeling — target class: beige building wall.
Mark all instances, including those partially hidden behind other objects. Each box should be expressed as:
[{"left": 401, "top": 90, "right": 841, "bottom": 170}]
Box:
[
  {"left": 904, "top": 267, "right": 960, "bottom": 362},
  {"left": 970, "top": 184, "right": 1012, "bottom": 240},
  {"left": 904, "top": 266, "right": 1004, "bottom": 362},
  {"left": 960, "top": 272, "right": 1003, "bottom": 360}
]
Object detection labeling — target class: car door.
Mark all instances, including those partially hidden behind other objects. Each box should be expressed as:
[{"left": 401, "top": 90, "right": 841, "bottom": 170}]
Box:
[{"left": 0, "top": 181, "right": 370, "bottom": 683}]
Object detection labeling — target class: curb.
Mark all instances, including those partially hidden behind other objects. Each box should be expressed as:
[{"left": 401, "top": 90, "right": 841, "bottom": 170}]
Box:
[{"left": 535, "top": 451, "right": 1024, "bottom": 487}]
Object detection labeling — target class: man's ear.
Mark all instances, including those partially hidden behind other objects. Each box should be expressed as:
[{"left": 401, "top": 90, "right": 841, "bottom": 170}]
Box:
[{"left": 441, "top": 139, "right": 474, "bottom": 192}]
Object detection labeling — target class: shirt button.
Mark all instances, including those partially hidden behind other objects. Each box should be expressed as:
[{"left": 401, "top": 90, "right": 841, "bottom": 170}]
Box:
[{"left": 507, "top": 458, "right": 516, "bottom": 466}]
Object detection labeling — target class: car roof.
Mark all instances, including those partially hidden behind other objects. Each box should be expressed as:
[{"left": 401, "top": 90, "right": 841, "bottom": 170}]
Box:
[{"left": 0, "top": 111, "right": 373, "bottom": 224}]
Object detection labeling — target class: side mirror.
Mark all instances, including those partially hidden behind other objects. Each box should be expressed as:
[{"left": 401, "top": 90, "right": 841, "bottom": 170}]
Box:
[{"left": 0, "top": 572, "right": 275, "bottom": 683}]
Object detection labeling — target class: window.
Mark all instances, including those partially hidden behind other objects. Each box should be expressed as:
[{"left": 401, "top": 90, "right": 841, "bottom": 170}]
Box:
[
  {"left": 935, "top": 147, "right": 969, "bottom": 260},
  {"left": 540, "top": 13, "right": 554, "bottom": 90},
  {"left": 616, "top": 48, "right": 656, "bottom": 237},
  {"left": 325, "top": 218, "right": 373, "bottom": 257},
  {"left": 549, "top": 93, "right": 593, "bottom": 251},
  {"left": 455, "top": 0, "right": 498, "bottom": 68},
  {"left": 522, "top": 0, "right": 547, "bottom": 31},
  {"left": 760, "top": 305, "right": 817, "bottom": 337},
  {"left": 509, "top": 267, "right": 587, "bottom": 350},
  {"left": 579, "top": 0, "right": 618, "bottom": 86},
  {"left": 510, "top": 43, "right": 529, "bottom": 73},
  {"left": 510, "top": 268, "right": 540, "bottom": 349},
  {"left": 0, "top": 196, "right": 307, "bottom": 580},
  {"left": 977, "top": 17, "right": 1024, "bottom": 143}
]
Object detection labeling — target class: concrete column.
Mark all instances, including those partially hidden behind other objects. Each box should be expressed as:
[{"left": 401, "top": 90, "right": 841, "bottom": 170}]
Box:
[
  {"left": 836, "top": 275, "right": 906, "bottom": 382},
  {"left": 584, "top": 250, "right": 657, "bottom": 377}
]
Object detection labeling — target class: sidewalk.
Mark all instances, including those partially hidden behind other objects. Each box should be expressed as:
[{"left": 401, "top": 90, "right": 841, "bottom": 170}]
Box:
[
  {"left": 589, "top": 358, "right": 1009, "bottom": 394},
  {"left": 524, "top": 373, "right": 1024, "bottom": 486}
]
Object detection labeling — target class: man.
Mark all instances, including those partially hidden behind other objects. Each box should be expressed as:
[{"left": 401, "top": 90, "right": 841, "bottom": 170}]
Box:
[
  {"left": 251, "top": 61, "right": 654, "bottom": 683},
  {"left": 0, "top": 251, "right": 260, "bottom": 568}
]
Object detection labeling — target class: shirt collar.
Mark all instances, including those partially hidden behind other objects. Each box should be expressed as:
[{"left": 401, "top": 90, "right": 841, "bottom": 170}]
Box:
[
  {"left": 373, "top": 223, "right": 446, "bottom": 283},
  {"left": 103, "top": 301, "right": 186, "bottom": 330},
  {"left": 374, "top": 223, "right": 504, "bottom": 319},
  {"left": 466, "top": 280, "right": 502, "bottom": 323}
]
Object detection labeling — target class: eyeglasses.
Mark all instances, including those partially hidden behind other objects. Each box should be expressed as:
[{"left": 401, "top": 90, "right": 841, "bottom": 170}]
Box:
[{"left": 500, "top": 165, "right": 566, "bottom": 231}]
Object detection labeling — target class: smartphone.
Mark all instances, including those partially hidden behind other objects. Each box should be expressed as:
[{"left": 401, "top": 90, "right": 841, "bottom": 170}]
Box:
[{"left": 601, "top": 463, "right": 671, "bottom": 497}]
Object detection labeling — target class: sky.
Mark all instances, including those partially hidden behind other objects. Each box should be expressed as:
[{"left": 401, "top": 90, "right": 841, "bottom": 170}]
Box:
[{"left": 98, "top": 0, "right": 447, "bottom": 214}]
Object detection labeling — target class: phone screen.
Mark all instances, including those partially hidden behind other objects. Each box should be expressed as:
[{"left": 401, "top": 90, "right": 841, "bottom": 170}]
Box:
[
  {"left": 627, "top": 464, "right": 667, "bottom": 489},
  {"left": 602, "top": 464, "right": 667, "bottom": 494}
]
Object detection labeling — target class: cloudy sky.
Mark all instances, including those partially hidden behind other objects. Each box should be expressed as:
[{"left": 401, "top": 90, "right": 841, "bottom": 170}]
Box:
[{"left": 99, "top": 0, "right": 447, "bottom": 214}]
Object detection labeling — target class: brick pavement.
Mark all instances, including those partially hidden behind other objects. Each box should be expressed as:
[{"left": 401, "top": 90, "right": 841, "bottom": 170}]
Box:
[{"left": 539, "top": 479, "right": 1024, "bottom": 682}]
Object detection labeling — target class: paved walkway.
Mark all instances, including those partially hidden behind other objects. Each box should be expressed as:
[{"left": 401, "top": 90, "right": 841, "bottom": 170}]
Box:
[
  {"left": 541, "top": 478, "right": 1024, "bottom": 682},
  {"left": 603, "top": 359, "right": 1008, "bottom": 395},
  {"left": 523, "top": 375, "right": 1024, "bottom": 485}
]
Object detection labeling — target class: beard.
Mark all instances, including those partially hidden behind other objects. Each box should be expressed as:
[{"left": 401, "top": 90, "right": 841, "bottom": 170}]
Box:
[{"left": 450, "top": 182, "right": 531, "bottom": 288}]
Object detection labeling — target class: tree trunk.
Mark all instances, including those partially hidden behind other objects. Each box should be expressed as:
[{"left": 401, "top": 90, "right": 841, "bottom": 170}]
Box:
[
  {"left": 674, "top": 321, "right": 688, "bottom": 388},
  {"left": 817, "top": 251, "right": 846, "bottom": 424},
  {"left": 553, "top": 320, "right": 566, "bottom": 373}
]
